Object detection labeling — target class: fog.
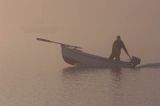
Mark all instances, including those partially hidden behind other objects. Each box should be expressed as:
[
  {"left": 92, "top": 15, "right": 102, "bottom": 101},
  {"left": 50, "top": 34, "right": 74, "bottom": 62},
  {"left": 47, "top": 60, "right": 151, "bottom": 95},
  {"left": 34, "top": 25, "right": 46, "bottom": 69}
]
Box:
[
  {"left": 0, "top": 1, "right": 160, "bottom": 106},
  {"left": 0, "top": 0, "right": 160, "bottom": 70}
]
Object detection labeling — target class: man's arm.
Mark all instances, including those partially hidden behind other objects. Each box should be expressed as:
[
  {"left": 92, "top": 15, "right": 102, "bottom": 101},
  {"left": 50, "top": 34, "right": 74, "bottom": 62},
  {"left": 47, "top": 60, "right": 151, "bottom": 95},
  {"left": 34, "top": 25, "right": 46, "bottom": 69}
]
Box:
[{"left": 121, "top": 41, "right": 131, "bottom": 58}]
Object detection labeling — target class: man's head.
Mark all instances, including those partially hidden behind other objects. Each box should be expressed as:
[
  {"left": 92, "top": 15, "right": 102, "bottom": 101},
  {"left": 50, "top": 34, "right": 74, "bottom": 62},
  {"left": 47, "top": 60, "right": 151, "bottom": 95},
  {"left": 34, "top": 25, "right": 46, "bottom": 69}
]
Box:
[{"left": 117, "top": 35, "right": 121, "bottom": 40}]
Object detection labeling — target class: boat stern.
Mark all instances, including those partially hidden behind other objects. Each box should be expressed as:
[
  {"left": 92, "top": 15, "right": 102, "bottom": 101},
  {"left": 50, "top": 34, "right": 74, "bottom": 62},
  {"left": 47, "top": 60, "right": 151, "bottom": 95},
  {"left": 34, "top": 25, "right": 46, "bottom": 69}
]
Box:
[{"left": 130, "top": 56, "right": 141, "bottom": 67}]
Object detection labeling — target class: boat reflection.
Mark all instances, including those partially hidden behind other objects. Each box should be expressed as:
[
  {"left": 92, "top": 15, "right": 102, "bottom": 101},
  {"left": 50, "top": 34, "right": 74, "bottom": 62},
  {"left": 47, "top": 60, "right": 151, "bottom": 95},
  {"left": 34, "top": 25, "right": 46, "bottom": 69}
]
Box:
[
  {"left": 62, "top": 65, "right": 123, "bottom": 81},
  {"left": 61, "top": 66, "right": 126, "bottom": 106},
  {"left": 62, "top": 66, "right": 122, "bottom": 74}
]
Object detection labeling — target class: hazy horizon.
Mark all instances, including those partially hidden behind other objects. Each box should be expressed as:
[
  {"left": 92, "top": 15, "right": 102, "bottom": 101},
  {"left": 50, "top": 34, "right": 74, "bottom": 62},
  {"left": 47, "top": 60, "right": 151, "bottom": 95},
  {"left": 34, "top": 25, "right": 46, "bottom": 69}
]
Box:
[{"left": 0, "top": 0, "right": 160, "bottom": 70}]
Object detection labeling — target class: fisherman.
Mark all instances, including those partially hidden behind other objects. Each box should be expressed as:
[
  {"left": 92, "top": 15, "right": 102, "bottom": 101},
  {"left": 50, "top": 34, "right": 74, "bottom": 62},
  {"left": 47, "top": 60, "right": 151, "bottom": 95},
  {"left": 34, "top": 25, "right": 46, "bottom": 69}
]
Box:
[{"left": 109, "top": 35, "right": 131, "bottom": 61}]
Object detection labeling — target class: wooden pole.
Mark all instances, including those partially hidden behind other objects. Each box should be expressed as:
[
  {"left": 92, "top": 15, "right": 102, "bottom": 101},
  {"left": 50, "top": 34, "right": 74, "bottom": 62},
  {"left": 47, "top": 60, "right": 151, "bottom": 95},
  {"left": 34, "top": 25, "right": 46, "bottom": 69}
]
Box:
[{"left": 37, "top": 38, "right": 82, "bottom": 49}]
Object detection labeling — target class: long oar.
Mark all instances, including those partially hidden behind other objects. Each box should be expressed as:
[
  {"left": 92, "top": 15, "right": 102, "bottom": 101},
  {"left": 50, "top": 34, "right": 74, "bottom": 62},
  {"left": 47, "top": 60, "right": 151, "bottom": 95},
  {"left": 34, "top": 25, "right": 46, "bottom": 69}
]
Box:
[{"left": 37, "top": 38, "right": 82, "bottom": 49}]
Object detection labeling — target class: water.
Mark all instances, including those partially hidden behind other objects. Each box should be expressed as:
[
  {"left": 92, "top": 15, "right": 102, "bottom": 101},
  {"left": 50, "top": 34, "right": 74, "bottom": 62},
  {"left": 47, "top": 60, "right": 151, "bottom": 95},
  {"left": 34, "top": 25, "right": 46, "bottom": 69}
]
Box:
[{"left": 0, "top": 62, "right": 160, "bottom": 106}]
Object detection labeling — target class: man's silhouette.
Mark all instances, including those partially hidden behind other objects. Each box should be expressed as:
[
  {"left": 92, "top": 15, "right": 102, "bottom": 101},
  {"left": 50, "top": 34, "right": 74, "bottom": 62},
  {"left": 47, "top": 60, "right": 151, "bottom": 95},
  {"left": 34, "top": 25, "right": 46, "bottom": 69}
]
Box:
[{"left": 109, "top": 36, "right": 131, "bottom": 61}]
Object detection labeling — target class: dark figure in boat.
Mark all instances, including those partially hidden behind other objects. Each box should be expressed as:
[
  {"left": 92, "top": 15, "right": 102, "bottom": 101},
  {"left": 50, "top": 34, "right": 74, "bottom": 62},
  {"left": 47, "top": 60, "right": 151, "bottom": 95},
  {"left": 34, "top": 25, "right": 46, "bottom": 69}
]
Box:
[{"left": 109, "top": 35, "right": 131, "bottom": 61}]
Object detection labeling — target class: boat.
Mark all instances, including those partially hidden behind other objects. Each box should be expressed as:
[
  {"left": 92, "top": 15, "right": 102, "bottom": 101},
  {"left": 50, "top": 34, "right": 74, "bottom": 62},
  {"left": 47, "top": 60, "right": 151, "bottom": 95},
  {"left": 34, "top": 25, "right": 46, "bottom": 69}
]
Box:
[
  {"left": 36, "top": 37, "right": 141, "bottom": 68},
  {"left": 61, "top": 45, "right": 141, "bottom": 68}
]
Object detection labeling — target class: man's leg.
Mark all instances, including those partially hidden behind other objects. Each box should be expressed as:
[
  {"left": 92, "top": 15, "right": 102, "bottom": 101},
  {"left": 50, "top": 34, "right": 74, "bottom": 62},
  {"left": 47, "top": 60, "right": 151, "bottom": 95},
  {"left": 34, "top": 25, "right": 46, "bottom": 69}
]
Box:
[{"left": 115, "top": 52, "right": 120, "bottom": 61}]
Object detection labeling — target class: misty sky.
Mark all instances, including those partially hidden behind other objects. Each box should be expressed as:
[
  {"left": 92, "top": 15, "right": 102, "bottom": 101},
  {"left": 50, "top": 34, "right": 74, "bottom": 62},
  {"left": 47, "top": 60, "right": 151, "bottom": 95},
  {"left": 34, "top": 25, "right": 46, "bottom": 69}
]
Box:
[
  {"left": 1, "top": 0, "right": 160, "bottom": 40},
  {"left": 0, "top": 0, "right": 160, "bottom": 67}
]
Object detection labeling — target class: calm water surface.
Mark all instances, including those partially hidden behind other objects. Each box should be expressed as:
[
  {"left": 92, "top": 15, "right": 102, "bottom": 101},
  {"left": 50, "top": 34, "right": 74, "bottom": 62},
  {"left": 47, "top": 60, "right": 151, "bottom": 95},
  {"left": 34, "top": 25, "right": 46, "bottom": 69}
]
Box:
[{"left": 0, "top": 64, "right": 160, "bottom": 106}]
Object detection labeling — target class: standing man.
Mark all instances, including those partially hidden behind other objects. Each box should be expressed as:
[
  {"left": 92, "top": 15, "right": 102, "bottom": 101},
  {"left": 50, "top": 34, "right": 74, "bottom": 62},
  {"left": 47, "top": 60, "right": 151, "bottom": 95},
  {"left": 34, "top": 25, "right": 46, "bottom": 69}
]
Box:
[{"left": 109, "top": 35, "right": 131, "bottom": 61}]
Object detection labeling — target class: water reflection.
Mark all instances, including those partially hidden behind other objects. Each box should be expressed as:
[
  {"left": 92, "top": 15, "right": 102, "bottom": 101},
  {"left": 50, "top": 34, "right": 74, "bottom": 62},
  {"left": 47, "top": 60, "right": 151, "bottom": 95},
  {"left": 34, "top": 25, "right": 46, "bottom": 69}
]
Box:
[
  {"left": 62, "top": 66, "right": 123, "bottom": 74},
  {"left": 63, "top": 66, "right": 104, "bottom": 74},
  {"left": 60, "top": 65, "right": 160, "bottom": 106},
  {"left": 110, "top": 68, "right": 122, "bottom": 82},
  {"left": 109, "top": 68, "right": 124, "bottom": 106},
  {"left": 61, "top": 66, "right": 126, "bottom": 106}
]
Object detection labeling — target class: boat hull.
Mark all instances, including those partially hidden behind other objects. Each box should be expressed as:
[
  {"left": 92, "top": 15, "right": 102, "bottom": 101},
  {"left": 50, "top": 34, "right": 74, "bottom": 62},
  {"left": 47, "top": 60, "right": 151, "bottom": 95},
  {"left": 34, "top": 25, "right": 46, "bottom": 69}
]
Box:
[{"left": 61, "top": 46, "right": 136, "bottom": 68}]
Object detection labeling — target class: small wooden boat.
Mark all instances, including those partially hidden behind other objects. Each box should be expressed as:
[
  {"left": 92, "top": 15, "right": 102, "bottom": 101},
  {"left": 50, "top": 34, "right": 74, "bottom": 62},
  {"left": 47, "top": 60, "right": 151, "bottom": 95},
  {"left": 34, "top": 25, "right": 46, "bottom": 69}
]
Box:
[
  {"left": 61, "top": 45, "right": 141, "bottom": 68},
  {"left": 37, "top": 38, "right": 141, "bottom": 68}
]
